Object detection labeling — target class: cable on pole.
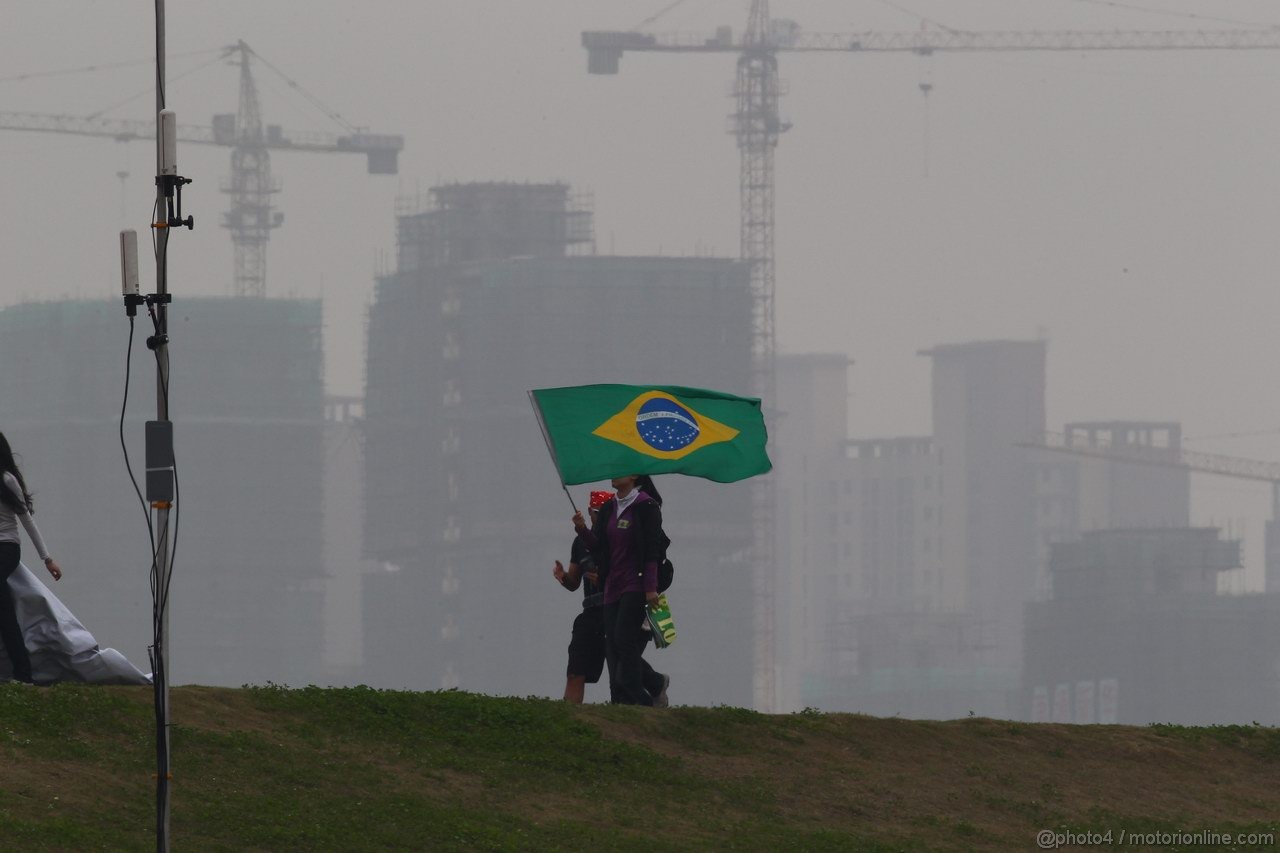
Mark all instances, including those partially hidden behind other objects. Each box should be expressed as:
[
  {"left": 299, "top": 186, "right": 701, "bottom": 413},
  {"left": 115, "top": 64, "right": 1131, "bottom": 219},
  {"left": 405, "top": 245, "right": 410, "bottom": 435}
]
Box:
[
  {"left": 872, "top": 0, "right": 972, "bottom": 35},
  {"left": 630, "top": 0, "right": 701, "bottom": 32},
  {"left": 87, "top": 53, "right": 228, "bottom": 120},
  {"left": 0, "top": 47, "right": 223, "bottom": 86},
  {"left": 241, "top": 44, "right": 357, "bottom": 132}
]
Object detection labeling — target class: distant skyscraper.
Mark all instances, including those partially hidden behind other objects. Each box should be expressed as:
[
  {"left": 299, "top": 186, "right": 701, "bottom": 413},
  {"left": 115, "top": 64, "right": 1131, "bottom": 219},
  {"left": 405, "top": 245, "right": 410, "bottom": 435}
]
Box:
[{"left": 923, "top": 340, "right": 1047, "bottom": 697}]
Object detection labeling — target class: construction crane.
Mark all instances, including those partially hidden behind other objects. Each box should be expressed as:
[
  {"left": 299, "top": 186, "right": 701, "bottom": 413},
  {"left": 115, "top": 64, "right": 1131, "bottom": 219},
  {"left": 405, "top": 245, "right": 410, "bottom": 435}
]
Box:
[
  {"left": 1023, "top": 427, "right": 1280, "bottom": 514},
  {"left": 1021, "top": 427, "right": 1280, "bottom": 591},
  {"left": 584, "top": 1, "right": 1280, "bottom": 711},
  {"left": 0, "top": 41, "right": 403, "bottom": 297}
]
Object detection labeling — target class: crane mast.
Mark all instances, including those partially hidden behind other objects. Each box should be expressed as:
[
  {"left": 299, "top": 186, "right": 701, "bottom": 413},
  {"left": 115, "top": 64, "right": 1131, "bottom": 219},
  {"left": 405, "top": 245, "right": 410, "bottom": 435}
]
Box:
[
  {"left": 583, "top": 3, "right": 1280, "bottom": 712},
  {"left": 224, "top": 41, "right": 280, "bottom": 298},
  {"left": 736, "top": 0, "right": 782, "bottom": 713}
]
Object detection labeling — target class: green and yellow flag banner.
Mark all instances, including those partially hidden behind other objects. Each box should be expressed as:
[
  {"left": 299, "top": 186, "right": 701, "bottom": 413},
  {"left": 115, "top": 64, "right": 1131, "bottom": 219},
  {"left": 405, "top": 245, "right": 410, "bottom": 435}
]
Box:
[{"left": 529, "top": 384, "right": 771, "bottom": 486}]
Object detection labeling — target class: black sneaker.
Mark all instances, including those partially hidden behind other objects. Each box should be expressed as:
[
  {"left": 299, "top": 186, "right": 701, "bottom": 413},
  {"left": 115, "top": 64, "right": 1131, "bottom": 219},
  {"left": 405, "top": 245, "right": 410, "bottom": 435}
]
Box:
[{"left": 654, "top": 674, "right": 670, "bottom": 708}]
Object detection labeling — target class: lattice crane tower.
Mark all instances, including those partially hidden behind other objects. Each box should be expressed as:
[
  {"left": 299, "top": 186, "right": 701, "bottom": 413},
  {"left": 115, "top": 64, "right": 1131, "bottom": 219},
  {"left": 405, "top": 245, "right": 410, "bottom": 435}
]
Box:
[{"left": 0, "top": 41, "right": 404, "bottom": 297}]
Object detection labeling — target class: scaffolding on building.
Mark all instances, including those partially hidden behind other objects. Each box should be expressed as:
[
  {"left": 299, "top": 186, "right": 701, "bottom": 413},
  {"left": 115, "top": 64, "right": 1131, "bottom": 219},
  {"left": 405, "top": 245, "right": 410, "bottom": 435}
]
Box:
[{"left": 393, "top": 182, "right": 594, "bottom": 271}]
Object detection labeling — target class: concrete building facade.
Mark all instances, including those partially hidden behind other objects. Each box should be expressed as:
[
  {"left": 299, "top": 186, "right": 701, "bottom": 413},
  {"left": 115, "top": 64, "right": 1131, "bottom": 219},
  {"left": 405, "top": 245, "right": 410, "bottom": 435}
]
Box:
[{"left": 1024, "top": 527, "right": 1280, "bottom": 725}]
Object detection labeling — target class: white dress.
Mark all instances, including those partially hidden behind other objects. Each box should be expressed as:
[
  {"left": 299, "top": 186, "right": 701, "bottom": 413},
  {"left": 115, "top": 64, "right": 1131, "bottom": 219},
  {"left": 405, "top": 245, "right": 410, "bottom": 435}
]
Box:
[
  {"left": 0, "top": 472, "right": 147, "bottom": 684},
  {"left": 0, "top": 561, "right": 149, "bottom": 685}
]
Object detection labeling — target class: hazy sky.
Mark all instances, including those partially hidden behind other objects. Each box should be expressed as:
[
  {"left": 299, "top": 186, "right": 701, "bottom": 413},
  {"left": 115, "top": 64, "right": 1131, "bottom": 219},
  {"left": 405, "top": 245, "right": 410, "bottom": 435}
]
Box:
[{"left": 3, "top": 0, "right": 1280, "bottom": 576}]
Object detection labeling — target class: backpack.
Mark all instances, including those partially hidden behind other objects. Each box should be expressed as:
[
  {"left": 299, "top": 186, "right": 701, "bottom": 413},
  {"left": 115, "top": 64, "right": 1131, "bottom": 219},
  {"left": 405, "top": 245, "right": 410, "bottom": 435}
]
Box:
[
  {"left": 658, "top": 557, "right": 674, "bottom": 593},
  {"left": 657, "top": 530, "right": 674, "bottom": 593}
]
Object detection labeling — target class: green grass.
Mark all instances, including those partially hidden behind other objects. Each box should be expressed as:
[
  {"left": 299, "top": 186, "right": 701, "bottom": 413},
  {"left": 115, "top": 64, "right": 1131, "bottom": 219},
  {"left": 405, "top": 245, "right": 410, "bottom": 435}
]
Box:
[
  {"left": 1148, "top": 721, "right": 1280, "bottom": 757},
  {"left": 0, "top": 684, "right": 1278, "bottom": 850}
]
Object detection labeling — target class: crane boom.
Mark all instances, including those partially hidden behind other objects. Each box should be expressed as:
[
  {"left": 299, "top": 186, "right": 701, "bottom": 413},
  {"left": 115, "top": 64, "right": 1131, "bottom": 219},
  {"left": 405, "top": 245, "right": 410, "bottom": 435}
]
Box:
[
  {"left": 585, "top": 27, "right": 1280, "bottom": 70},
  {"left": 0, "top": 110, "right": 402, "bottom": 173},
  {"left": 1020, "top": 429, "right": 1280, "bottom": 534},
  {"left": 1021, "top": 431, "right": 1280, "bottom": 485}
]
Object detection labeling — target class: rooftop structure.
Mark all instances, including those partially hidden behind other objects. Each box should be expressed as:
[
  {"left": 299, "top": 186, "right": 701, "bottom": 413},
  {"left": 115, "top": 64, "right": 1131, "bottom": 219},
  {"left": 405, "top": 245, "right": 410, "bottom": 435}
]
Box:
[{"left": 394, "top": 181, "right": 593, "bottom": 271}]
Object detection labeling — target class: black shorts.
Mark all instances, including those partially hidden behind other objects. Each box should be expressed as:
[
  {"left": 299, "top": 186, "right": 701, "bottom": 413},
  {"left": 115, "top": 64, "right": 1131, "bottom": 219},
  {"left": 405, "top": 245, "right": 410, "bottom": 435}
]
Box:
[{"left": 566, "top": 607, "right": 606, "bottom": 683}]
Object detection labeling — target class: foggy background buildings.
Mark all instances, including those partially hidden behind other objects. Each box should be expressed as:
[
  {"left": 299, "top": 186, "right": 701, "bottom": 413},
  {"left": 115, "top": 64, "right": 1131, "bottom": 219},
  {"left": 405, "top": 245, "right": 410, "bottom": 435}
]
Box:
[{"left": 3, "top": 1, "right": 1280, "bottom": 722}]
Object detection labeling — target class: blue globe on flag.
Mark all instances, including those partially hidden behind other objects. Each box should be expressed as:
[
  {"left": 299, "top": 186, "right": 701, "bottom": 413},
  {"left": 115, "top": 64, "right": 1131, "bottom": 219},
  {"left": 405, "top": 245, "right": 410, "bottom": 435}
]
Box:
[{"left": 636, "top": 396, "right": 700, "bottom": 452}]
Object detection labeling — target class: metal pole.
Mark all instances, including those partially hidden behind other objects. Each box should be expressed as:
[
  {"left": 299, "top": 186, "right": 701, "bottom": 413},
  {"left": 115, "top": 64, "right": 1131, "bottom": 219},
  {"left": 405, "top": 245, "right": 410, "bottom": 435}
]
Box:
[{"left": 153, "top": 2, "right": 172, "bottom": 850}]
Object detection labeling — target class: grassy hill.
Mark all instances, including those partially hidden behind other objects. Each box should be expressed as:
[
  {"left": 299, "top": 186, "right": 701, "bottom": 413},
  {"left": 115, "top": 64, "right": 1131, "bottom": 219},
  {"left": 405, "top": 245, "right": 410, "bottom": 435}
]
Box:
[{"left": 0, "top": 684, "right": 1277, "bottom": 851}]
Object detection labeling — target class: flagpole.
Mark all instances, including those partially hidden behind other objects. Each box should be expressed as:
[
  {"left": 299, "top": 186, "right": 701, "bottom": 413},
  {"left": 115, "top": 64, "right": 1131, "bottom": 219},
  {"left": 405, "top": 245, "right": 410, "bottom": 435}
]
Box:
[
  {"left": 529, "top": 391, "right": 579, "bottom": 513},
  {"left": 561, "top": 484, "right": 580, "bottom": 515}
]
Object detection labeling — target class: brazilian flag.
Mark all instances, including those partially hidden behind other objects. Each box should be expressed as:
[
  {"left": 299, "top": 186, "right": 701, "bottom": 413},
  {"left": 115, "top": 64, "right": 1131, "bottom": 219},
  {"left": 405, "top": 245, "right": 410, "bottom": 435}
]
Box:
[{"left": 529, "top": 384, "right": 771, "bottom": 485}]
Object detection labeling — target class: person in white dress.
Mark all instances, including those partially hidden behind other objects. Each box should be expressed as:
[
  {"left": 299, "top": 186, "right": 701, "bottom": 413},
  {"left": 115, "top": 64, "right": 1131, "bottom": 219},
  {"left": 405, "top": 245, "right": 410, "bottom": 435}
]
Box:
[
  {"left": 0, "top": 432, "right": 61, "bottom": 683},
  {"left": 0, "top": 431, "right": 147, "bottom": 685}
]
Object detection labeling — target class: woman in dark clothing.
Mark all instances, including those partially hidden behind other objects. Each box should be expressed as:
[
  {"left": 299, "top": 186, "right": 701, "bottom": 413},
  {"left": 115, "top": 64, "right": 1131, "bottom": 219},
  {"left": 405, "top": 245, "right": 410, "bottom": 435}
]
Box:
[{"left": 573, "top": 474, "right": 669, "bottom": 706}]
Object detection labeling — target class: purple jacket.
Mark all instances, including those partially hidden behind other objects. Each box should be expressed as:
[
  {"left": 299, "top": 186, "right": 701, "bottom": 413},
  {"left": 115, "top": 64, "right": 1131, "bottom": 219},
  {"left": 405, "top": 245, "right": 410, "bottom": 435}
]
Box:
[{"left": 579, "top": 491, "right": 663, "bottom": 605}]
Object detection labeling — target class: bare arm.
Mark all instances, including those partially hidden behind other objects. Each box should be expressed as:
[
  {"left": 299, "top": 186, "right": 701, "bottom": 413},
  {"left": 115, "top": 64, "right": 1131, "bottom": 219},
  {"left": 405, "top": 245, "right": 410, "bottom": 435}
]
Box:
[
  {"left": 553, "top": 560, "right": 583, "bottom": 591},
  {"left": 562, "top": 561, "right": 583, "bottom": 591}
]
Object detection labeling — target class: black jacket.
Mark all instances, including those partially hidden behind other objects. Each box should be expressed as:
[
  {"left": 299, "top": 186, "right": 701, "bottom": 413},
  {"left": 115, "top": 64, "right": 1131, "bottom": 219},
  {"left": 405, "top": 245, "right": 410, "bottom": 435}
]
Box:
[{"left": 587, "top": 495, "right": 667, "bottom": 586}]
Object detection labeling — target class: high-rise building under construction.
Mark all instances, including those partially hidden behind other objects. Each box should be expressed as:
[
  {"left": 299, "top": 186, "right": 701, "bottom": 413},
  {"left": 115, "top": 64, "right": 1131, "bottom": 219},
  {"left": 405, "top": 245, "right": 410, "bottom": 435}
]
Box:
[
  {"left": 361, "top": 182, "right": 756, "bottom": 704},
  {"left": 0, "top": 297, "right": 327, "bottom": 685}
]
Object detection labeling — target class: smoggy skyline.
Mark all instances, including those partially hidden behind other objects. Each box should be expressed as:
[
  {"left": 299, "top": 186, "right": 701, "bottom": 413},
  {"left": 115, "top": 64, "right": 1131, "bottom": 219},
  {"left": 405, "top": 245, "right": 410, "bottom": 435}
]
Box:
[{"left": 3, "top": 0, "right": 1280, "bottom": 585}]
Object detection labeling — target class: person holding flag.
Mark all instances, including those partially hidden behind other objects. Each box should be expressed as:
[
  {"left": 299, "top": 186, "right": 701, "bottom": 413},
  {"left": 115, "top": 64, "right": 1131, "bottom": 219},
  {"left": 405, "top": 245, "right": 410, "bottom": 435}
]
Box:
[
  {"left": 531, "top": 383, "right": 772, "bottom": 704},
  {"left": 555, "top": 488, "right": 669, "bottom": 705},
  {"left": 573, "top": 475, "right": 669, "bottom": 706}
]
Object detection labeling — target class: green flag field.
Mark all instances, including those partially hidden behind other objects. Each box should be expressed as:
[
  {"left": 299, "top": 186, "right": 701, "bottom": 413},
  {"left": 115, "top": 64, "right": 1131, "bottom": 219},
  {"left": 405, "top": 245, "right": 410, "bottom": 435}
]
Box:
[{"left": 530, "top": 384, "right": 771, "bottom": 485}]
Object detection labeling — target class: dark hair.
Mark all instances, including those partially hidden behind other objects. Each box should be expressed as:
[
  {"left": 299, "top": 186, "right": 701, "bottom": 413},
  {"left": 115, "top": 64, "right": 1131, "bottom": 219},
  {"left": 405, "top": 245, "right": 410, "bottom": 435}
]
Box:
[
  {"left": 635, "top": 475, "right": 662, "bottom": 507},
  {"left": 0, "top": 433, "right": 32, "bottom": 514}
]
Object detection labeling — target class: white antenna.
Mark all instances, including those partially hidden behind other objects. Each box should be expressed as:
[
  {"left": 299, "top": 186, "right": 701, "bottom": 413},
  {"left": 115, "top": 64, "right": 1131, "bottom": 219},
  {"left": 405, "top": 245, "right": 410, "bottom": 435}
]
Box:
[
  {"left": 119, "top": 229, "right": 139, "bottom": 299},
  {"left": 159, "top": 110, "right": 178, "bottom": 176}
]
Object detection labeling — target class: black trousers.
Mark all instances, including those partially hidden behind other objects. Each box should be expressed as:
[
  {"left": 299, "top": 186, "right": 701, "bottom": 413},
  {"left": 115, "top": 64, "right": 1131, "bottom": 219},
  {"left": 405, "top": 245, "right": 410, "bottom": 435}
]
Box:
[
  {"left": 603, "top": 592, "right": 663, "bottom": 706},
  {"left": 0, "top": 543, "right": 32, "bottom": 683}
]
